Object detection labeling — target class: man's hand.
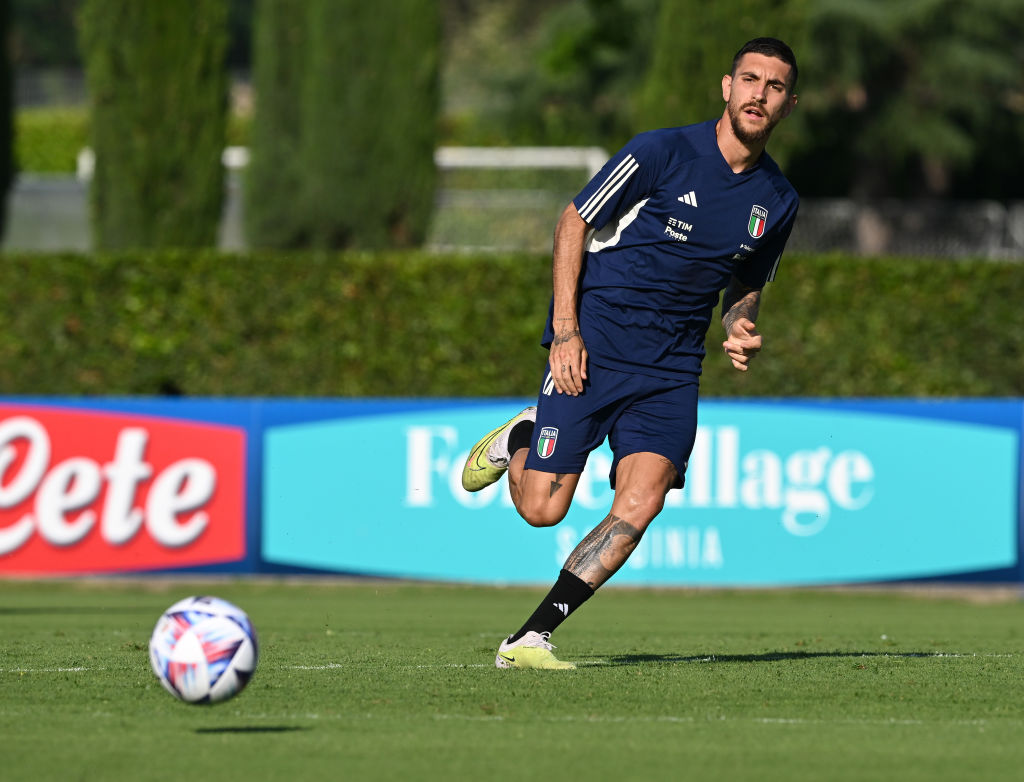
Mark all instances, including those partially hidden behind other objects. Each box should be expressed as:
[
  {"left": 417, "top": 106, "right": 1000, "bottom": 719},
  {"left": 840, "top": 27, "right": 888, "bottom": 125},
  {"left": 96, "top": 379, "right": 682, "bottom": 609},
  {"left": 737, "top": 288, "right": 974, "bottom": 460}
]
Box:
[
  {"left": 722, "top": 317, "right": 762, "bottom": 371},
  {"left": 550, "top": 319, "right": 588, "bottom": 395}
]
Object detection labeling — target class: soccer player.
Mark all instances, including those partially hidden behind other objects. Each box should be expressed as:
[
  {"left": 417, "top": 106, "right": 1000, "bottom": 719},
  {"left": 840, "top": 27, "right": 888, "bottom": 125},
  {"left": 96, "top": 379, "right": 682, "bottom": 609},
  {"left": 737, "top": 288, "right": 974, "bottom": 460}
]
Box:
[{"left": 462, "top": 38, "right": 800, "bottom": 669}]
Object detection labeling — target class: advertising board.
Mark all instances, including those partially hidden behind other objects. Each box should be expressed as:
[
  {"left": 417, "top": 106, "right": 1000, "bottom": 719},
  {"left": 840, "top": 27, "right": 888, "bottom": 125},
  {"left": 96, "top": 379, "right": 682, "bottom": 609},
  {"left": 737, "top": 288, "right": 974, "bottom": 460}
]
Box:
[
  {"left": 261, "top": 399, "right": 1022, "bottom": 586},
  {"left": 0, "top": 402, "right": 248, "bottom": 575},
  {"left": 0, "top": 398, "right": 1018, "bottom": 585}
]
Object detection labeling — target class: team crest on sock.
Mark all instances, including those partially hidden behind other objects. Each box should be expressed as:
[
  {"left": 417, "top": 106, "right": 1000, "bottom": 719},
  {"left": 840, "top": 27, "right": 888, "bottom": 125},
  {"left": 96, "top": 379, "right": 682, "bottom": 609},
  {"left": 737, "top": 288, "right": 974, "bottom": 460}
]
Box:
[{"left": 537, "top": 427, "right": 558, "bottom": 458}]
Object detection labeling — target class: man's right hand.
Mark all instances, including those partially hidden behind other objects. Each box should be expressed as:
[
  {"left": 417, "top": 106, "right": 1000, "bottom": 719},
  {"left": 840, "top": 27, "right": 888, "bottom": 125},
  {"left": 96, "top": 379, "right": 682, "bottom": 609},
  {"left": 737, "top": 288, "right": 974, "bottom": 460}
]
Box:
[{"left": 549, "top": 320, "right": 588, "bottom": 396}]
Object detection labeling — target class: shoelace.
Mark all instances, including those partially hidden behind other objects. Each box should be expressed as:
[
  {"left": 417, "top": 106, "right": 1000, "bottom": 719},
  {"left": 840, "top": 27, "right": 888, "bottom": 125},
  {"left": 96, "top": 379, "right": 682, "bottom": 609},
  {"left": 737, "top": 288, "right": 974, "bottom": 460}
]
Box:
[{"left": 531, "top": 631, "right": 555, "bottom": 650}]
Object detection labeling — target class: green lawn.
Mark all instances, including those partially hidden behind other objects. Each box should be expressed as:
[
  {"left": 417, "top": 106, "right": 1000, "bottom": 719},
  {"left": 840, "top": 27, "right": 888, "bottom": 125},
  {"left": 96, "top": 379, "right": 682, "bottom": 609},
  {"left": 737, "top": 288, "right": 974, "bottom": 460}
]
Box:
[{"left": 2, "top": 580, "right": 1024, "bottom": 781}]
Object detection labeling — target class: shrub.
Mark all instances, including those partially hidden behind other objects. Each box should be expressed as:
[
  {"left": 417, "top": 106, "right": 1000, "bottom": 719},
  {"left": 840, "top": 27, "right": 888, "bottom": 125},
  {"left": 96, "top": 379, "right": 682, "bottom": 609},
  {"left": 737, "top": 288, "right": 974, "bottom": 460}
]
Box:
[
  {"left": 14, "top": 106, "right": 89, "bottom": 174},
  {"left": 0, "top": 251, "right": 1019, "bottom": 398}
]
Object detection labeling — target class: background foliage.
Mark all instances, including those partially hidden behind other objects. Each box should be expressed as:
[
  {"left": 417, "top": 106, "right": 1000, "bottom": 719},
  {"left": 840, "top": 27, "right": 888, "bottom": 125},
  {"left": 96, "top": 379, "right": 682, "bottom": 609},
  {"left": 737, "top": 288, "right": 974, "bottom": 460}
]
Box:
[
  {"left": 243, "top": 0, "right": 307, "bottom": 248},
  {"left": 8, "top": 0, "right": 1024, "bottom": 201},
  {"left": 245, "top": 0, "right": 440, "bottom": 250},
  {"left": 301, "top": 0, "right": 440, "bottom": 249},
  {"left": 0, "top": 251, "right": 1019, "bottom": 398},
  {"left": 443, "top": 0, "right": 1024, "bottom": 199},
  {"left": 0, "top": 0, "right": 12, "bottom": 237},
  {"left": 636, "top": 0, "right": 812, "bottom": 170},
  {"left": 78, "top": 0, "right": 229, "bottom": 249}
]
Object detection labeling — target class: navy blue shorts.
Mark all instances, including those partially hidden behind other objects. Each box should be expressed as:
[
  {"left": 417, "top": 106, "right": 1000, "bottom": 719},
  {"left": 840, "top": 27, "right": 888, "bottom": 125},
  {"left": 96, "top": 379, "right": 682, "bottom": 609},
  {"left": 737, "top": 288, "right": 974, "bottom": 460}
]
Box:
[{"left": 524, "top": 362, "right": 699, "bottom": 490}]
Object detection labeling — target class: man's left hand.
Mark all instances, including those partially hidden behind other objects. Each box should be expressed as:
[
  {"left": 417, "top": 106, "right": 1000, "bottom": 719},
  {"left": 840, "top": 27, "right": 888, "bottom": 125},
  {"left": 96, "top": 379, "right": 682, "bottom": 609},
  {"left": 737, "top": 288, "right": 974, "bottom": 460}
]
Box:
[{"left": 723, "top": 317, "right": 762, "bottom": 371}]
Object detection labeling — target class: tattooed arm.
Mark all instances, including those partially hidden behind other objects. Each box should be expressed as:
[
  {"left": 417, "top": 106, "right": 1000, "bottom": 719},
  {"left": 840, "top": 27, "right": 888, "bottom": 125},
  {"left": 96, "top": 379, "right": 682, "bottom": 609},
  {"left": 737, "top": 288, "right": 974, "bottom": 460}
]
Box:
[
  {"left": 549, "top": 204, "right": 589, "bottom": 396},
  {"left": 721, "top": 275, "right": 763, "bottom": 372}
]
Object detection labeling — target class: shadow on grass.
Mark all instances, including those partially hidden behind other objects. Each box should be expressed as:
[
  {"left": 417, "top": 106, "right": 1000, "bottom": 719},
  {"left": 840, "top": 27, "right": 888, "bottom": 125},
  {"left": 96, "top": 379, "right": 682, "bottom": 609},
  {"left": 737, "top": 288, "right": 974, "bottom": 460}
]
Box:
[
  {"left": 195, "top": 726, "right": 311, "bottom": 734},
  {"left": 590, "top": 650, "right": 939, "bottom": 666}
]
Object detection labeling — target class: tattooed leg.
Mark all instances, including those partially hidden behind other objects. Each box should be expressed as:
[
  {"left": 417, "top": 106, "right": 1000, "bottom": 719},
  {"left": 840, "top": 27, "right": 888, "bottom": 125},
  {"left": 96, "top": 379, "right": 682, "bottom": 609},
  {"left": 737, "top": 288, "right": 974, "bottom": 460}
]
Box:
[
  {"left": 563, "top": 513, "right": 645, "bottom": 589},
  {"left": 562, "top": 451, "right": 676, "bottom": 588}
]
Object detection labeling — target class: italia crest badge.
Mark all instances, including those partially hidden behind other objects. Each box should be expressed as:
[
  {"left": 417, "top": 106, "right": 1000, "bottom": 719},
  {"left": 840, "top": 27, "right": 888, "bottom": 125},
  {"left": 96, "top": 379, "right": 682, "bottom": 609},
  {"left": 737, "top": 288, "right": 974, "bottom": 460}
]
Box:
[
  {"left": 748, "top": 205, "right": 768, "bottom": 238},
  {"left": 537, "top": 426, "right": 558, "bottom": 458}
]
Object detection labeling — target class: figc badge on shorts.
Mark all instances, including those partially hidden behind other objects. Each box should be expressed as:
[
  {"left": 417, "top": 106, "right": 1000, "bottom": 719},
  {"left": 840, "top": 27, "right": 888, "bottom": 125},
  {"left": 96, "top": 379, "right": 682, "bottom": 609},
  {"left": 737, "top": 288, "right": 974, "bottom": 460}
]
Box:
[{"left": 537, "top": 427, "right": 558, "bottom": 458}]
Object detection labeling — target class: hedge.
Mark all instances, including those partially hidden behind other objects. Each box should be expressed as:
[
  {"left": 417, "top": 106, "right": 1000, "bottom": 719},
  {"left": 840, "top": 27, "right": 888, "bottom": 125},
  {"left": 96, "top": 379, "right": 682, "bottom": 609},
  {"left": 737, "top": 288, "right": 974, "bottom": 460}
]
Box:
[
  {"left": 13, "top": 107, "right": 250, "bottom": 175},
  {"left": 14, "top": 107, "right": 89, "bottom": 174},
  {"left": 0, "top": 251, "right": 1019, "bottom": 397}
]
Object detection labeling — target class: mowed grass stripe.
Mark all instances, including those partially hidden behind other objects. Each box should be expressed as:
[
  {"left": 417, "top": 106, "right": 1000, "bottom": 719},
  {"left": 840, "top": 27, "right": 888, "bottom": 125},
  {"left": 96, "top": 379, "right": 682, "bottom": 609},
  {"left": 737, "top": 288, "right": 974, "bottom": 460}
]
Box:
[
  {"left": 2, "top": 650, "right": 1018, "bottom": 674},
  {"left": 3, "top": 581, "right": 1024, "bottom": 782}
]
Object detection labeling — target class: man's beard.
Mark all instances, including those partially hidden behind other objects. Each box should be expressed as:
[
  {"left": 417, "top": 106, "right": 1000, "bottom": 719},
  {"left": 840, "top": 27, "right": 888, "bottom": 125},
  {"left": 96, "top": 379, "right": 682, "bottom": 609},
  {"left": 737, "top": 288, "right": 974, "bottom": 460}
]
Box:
[{"left": 728, "top": 101, "right": 776, "bottom": 145}]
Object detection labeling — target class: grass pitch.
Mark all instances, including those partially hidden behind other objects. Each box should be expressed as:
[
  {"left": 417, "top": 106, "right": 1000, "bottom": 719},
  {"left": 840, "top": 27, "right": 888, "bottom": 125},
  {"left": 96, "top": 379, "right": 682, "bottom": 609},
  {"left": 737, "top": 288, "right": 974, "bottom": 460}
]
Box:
[{"left": 3, "top": 579, "right": 1024, "bottom": 781}]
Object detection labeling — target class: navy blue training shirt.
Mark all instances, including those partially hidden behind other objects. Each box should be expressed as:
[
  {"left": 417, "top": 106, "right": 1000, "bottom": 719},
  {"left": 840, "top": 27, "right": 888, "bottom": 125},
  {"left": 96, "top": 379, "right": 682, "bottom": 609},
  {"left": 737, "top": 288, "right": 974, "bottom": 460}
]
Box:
[{"left": 542, "top": 119, "right": 799, "bottom": 378}]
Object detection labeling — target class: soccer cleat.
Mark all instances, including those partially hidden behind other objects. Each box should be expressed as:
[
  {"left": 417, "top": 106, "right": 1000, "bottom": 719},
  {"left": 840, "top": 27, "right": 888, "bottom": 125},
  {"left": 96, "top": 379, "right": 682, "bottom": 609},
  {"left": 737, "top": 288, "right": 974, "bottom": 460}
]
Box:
[
  {"left": 461, "top": 406, "right": 536, "bottom": 492},
  {"left": 494, "top": 631, "right": 576, "bottom": 670}
]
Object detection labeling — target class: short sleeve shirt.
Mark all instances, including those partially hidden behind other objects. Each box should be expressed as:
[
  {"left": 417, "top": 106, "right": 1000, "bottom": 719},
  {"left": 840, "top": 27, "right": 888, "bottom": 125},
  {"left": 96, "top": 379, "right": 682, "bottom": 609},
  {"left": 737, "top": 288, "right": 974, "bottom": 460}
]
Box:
[{"left": 542, "top": 119, "right": 799, "bottom": 378}]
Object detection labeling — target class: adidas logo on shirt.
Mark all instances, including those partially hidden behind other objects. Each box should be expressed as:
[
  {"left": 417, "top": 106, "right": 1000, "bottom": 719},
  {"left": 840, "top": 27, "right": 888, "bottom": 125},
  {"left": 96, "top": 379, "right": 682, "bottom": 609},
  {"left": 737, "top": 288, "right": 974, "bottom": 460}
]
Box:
[{"left": 677, "top": 191, "right": 698, "bottom": 207}]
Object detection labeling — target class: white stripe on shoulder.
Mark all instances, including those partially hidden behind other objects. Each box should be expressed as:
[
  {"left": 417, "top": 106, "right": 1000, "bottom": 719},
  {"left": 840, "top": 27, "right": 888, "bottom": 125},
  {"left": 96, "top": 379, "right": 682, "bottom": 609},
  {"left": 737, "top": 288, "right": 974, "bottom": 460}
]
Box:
[
  {"left": 578, "top": 154, "right": 638, "bottom": 222},
  {"left": 767, "top": 253, "right": 782, "bottom": 282},
  {"left": 578, "top": 155, "right": 635, "bottom": 217}
]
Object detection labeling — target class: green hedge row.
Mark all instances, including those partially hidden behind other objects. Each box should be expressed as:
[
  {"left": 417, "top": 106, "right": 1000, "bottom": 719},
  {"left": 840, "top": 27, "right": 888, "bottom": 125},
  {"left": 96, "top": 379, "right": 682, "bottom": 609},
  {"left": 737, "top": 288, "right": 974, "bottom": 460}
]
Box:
[
  {"left": 14, "top": 107, "right": 251, "bottom": 175},
  {"left": 0, "top": 251, "right": 1020, "bottom": 397},
  {"left": 14, "top": 107, "right": 89, "bottom": 174}
]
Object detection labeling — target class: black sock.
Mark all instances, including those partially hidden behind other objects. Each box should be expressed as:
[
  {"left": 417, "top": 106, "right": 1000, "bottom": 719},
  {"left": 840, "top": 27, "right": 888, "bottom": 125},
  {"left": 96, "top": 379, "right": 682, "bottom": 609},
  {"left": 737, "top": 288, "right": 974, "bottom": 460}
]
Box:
[
  {"left": 509, "top": 569, "right": 594, "bottom": 642},
  {"left": 506, "top": 420, "right": 534, "bottom": 457}
]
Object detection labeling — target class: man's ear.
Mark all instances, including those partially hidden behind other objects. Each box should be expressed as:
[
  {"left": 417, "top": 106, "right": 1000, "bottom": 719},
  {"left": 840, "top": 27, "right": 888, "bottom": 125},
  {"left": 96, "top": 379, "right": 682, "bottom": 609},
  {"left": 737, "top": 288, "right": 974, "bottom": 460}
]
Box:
[
  {"left": 721, "top": 74, "right": 733, "bottom": 102},
  {"left": 781, "top": 92, "right": 798, "bottom": 119}
]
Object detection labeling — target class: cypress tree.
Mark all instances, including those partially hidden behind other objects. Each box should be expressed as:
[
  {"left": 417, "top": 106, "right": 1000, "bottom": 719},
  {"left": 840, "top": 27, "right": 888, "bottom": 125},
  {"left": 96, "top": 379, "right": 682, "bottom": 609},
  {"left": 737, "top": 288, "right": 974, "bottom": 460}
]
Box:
[
  {"left": 78, "top": 1, "right": 229, "bottom": 249},
  {"left": 0, "top": 0, "right": 13, "bottom": 241},
  {"left": 244, "top": 0, "right": 308, "bottom": 248},
  {"left": 301, "top": 0, "right": 439, "bottom": 249}
]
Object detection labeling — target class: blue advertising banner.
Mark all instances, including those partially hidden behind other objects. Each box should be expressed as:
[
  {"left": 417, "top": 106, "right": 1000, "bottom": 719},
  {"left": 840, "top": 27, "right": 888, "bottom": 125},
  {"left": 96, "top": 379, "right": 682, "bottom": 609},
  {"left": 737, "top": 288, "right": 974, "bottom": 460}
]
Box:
[
  {"left": 0, "top": 397, "right": 1019, "bottom": 585},
  {"left": 261, "top": 399, "right": 1022, "bottom": 586}
]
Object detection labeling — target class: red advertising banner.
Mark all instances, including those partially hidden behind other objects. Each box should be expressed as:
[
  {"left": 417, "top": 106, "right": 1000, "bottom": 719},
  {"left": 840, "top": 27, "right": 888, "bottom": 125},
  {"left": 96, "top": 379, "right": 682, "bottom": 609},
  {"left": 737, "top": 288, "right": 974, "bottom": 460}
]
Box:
[{"left": 0, "top": 405, "right": 246, "bottom": 574}]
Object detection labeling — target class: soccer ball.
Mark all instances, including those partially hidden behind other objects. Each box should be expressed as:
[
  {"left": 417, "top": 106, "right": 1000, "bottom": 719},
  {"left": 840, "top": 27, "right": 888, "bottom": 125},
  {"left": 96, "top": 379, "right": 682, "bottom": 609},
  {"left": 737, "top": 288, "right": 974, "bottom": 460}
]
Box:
[{"left": 149, "top": 595, "right": 259, "bottom": 705}]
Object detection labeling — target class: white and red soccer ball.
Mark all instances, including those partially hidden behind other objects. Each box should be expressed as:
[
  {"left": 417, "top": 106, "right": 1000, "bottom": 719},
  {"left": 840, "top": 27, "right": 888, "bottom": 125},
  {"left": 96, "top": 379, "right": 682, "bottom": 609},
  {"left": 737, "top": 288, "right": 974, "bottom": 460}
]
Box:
[{"left": 149, "top": 596, "right": 258, "bottom": 704}]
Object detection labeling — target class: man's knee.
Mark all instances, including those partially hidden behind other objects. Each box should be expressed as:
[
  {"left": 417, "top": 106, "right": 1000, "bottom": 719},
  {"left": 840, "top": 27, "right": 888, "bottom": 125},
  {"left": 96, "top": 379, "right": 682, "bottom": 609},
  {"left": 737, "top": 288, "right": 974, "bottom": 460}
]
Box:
[
  {"left": 612, "top": 485, "right": 668, "bottom": 527},
  {"left": 512, "top": 470, "right": 578, "bottom": 527},
  {"left": 517, "top": 495, "right": 569, "bottom": 528},
  {"left": 611, "top": 453, "right": 676, "bottom": 525}
]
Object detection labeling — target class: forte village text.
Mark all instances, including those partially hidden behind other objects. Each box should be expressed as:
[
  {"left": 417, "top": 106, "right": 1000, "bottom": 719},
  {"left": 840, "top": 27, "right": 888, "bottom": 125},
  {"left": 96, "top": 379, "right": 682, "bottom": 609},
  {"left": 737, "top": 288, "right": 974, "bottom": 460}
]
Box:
[{"left": 404, "top": 422, "right": 876, "bottom": 570}]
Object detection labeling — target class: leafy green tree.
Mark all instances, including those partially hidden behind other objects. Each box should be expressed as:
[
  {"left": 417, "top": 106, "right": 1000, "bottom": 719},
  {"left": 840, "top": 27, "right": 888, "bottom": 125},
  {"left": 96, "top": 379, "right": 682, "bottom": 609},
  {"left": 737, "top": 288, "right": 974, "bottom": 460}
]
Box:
[
  {"left": 10, "top": 0, "right": 80, "bottom": 68},
  {"left": 453, "top": 0, "right": 659, "bottom": 150},
  {"left": 78, "top": 0, "right": 229, "bottom": 249},
  {"left": 636, "top": 0, "right": 811, "bottom": 166},
  {"left": 790, "top": 0, "right": 1024, "bottom": 198}
]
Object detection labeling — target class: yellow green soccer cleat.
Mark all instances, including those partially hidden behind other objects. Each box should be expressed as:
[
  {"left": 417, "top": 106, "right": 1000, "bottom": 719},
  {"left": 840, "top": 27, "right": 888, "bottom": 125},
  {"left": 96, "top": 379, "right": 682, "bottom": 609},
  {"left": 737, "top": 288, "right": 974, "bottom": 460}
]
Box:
[
  {"left": 461, "top": 406, "right": 536, "bottom": 492},
  {"left": 495, "top": 631, "right": 576, "bottom": 670}
]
